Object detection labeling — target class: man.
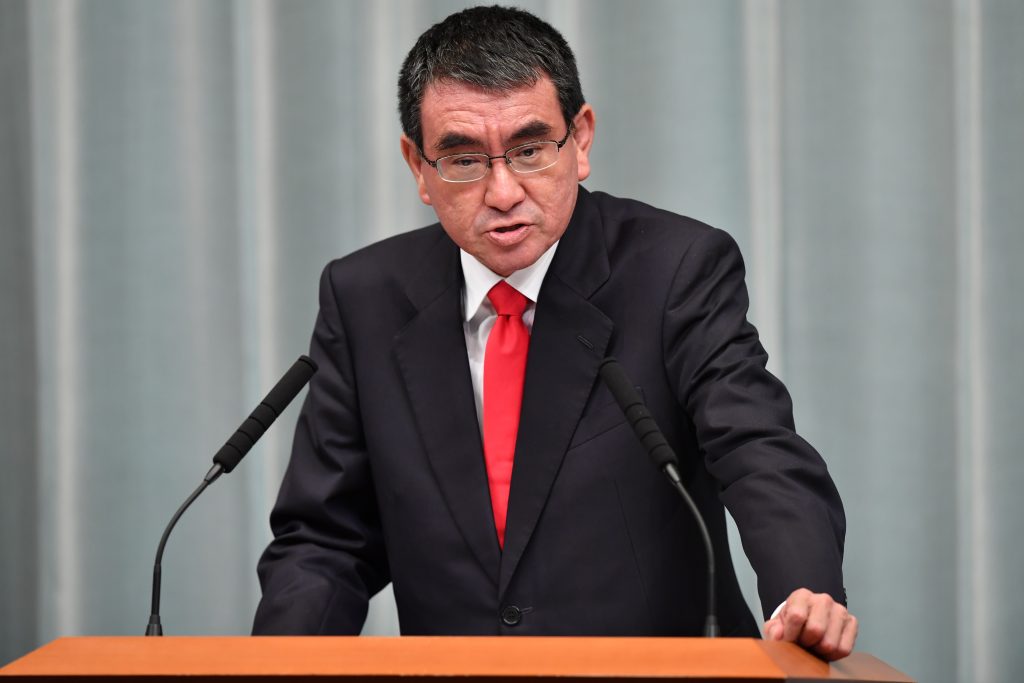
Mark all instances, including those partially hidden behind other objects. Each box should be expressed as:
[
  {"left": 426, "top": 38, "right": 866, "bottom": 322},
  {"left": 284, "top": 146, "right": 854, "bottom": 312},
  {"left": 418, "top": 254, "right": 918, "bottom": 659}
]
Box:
[{"left": 254, "top": 5, "right": 857, "bottom": 660}]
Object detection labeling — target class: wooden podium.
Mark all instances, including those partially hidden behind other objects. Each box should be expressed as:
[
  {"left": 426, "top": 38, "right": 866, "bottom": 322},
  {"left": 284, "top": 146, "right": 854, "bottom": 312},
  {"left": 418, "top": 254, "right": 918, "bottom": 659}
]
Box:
[{"left": 0, "top": 636, "right": 912, "bottom": 682}]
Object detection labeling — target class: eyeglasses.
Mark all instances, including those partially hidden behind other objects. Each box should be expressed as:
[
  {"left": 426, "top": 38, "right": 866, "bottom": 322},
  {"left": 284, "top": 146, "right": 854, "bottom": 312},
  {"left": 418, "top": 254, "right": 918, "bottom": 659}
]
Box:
[{"left": 420, "top": 126, "right": 573, "bottom": 183}]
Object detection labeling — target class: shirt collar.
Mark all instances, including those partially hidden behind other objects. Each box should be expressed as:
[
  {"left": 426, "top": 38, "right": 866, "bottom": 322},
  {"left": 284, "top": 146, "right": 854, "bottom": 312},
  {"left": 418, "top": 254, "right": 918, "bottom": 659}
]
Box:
[{"left": 460, "top": 241, "right": 559, "bottom": 322}]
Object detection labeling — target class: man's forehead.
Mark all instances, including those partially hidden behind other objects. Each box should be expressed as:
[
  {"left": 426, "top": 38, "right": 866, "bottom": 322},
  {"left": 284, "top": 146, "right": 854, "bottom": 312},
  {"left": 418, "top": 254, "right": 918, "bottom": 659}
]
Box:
[{"left": 419, "top": 78, "right": 563, "bottom": 149}]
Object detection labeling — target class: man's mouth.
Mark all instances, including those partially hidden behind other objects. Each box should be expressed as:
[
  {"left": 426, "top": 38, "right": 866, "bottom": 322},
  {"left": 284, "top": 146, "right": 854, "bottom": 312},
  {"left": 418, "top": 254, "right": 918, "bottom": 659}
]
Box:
[
  {"left": 486, "top": 223, "right": 532, "bottom": 246},
  {"left": 493, "top": 224, "right": 526, "bottom": 233}
]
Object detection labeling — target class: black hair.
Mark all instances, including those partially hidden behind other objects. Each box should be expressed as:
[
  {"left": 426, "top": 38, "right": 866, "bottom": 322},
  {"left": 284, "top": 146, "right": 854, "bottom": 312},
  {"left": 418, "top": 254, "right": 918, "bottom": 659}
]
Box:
[{"left": 398, "top": 5, "right": 585, "bottom": 150}]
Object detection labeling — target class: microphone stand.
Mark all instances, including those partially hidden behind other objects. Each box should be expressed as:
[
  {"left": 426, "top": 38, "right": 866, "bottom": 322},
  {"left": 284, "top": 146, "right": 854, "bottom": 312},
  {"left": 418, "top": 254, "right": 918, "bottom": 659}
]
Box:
[
  {"left": 599, "top": 357, "right": 719, "bottom": 637},
  {"left": 144, "top": 355, "right": 317, "bottom": 635},
  {"left": 146, "top": 466, "right": 222, "bottom": 635}
]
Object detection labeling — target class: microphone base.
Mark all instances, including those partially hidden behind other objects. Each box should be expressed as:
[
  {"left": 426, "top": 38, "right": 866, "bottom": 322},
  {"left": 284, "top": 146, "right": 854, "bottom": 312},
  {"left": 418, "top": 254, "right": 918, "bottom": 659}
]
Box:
[{"left": 145, "top": 616, "right": 163, "bottom": 636}]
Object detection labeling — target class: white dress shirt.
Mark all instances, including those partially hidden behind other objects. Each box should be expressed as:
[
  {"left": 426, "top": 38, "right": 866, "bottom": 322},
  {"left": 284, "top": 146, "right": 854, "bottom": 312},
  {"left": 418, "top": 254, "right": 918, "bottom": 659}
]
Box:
[{"left": 460, "top": 242, "right": 559, "bottom": 428}]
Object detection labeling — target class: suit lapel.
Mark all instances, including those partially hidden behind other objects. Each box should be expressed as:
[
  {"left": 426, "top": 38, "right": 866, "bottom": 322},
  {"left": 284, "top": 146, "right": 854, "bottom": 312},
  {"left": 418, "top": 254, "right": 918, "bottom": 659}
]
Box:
[
  {"left": 393, "top": 232, "right": 501, "bottom": 586},
  {"left": 499, "top": 188, "right": 614, "bottom": 598}
]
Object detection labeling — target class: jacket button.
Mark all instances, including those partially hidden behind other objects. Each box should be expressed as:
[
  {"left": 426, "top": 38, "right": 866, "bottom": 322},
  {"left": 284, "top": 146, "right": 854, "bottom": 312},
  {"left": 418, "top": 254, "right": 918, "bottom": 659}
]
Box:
[{"left": 500, "top": 605, "right": 522, "bottom": 626}]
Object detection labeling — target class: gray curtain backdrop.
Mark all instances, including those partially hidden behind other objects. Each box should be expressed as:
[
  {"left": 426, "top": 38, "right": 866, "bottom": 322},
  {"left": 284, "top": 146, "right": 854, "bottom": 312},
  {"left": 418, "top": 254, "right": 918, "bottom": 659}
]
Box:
[{"left": 1, "top": 0, "right": 1021, "bottom": 680}]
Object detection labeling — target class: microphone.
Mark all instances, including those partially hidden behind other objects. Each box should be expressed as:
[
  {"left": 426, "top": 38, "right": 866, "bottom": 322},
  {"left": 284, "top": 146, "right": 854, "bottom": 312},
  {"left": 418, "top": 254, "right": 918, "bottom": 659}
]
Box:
[
  {"left": 145, "top": 355, "right": 318, "bottom": 636},
  {"left": 210, "top": 355, "right": 318, "bottom": 478},
  {"left": 598, "top": 357, "right": 719, "bottom": 637}
]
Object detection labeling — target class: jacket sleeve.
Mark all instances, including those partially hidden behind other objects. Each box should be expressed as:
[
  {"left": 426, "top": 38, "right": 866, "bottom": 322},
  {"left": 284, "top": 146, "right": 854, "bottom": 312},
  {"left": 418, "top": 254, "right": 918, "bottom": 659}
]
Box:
[
  {"left": 662, "top": 227, "right": 846, "bottom": 618},
  {"left": 252, "top": 263, "right": 390, "bottom": 634}
]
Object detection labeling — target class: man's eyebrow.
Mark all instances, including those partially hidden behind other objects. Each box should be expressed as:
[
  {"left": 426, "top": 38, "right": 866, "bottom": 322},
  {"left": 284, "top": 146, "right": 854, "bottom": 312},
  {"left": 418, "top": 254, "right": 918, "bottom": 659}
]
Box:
[
  {"left": 508, "top": 120, "right": 555, "bottom": 142},
  {"left": 434, "top": 132, "right": 482, "bottom": 152},
  {"left": 431, "top": 120, "right": 558, "bottom": 153}
]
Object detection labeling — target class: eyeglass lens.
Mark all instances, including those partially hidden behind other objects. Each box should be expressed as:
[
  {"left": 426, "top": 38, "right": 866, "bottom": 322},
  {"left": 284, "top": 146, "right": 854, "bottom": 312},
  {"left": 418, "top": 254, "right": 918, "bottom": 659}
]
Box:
[{"left": 437, "top": 141, "right": 560, "bottom": 182}]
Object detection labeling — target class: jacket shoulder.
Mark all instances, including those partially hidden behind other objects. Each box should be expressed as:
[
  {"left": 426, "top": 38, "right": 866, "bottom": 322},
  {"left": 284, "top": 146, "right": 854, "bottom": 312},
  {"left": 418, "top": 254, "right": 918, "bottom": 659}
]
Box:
[
  {"left": 586, "top": 190, "right": 740, "bottom": 262},
  {"left": 322, "top": 223, "right": 451, "bottom": 289}
]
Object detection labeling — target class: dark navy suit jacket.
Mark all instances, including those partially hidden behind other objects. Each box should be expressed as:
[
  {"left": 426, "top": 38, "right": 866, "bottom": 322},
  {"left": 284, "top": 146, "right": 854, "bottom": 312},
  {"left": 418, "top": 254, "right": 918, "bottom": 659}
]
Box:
[{"left": 252, "top": 187, "right": 846, "bottom": 636}]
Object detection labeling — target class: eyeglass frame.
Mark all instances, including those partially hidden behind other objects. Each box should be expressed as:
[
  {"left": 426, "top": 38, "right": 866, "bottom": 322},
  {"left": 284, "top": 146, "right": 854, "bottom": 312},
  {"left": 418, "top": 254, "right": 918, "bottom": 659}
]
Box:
[{"left": 419, "top": 124, "right": 574, "bottom": 183}]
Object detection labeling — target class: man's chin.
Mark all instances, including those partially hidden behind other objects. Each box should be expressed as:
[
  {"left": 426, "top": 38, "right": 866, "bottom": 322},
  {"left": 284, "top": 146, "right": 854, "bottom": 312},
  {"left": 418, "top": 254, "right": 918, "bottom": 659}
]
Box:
[{"left": 478, "top": 248, "right": 542, "bottom": 278}]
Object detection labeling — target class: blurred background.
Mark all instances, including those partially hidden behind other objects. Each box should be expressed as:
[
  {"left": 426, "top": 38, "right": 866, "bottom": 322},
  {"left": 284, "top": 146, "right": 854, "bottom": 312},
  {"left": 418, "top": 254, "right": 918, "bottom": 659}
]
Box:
[{"left": 1, "top": 0, "right": 1022, "bottom": 680}]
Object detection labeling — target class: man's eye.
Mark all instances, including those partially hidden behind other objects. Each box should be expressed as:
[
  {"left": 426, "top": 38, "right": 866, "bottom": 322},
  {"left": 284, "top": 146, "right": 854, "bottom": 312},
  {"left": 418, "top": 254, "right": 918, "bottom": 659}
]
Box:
[
  {"left": 450, "top": 156, "right": 483, "bottom": 167},
  {"left": 513, "top": 145, "right": 543, "bottom": 159}
]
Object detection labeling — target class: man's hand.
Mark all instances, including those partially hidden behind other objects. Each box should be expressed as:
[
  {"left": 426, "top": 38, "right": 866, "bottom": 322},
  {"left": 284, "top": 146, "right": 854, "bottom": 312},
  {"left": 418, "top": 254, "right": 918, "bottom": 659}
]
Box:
[{"left": 762, "top": 588, "right": 858, "bottom": 661}]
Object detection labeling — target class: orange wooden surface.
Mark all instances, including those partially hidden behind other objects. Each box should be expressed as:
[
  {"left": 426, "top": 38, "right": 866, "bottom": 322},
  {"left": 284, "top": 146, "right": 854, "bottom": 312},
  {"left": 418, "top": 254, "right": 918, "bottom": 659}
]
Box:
[{"left": 0, "top": 636, "right": 914, "bottom": 682}]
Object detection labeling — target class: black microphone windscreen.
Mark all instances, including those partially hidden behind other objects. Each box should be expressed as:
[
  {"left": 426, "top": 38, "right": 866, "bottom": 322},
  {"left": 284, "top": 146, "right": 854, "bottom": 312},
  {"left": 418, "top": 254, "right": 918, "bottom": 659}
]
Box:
[
  {"left": 263, "top": 356, "right": 318, "bottom": 415},
  {"left": 211, "top": 356, "right": 318, "bottom": 473},
  {"left": 599, "top": 357, "right": 678, "bottom": 469}
]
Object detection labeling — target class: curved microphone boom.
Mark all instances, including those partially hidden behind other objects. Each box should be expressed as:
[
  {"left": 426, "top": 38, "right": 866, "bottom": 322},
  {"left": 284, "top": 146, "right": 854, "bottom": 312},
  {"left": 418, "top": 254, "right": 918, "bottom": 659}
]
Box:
[
  {"left": 598, "top": 356, "right": 719, "bottom": 638},
  {"left": 145, "top": 355, "right": 318, "bottom": 636}
]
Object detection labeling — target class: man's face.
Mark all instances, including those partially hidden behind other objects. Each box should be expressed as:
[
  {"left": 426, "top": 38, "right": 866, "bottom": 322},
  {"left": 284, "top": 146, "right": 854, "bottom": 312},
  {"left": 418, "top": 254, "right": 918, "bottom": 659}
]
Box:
[{"left": 401, "top": 76, "right": 595, "bottom": 277}]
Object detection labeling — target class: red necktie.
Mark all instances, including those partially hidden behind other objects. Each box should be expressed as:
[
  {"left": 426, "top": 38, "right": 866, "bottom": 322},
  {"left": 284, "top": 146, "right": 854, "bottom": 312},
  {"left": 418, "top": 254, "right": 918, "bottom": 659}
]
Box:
[{"left": 483, "top": 281, "right": 530, "bottom": 548}]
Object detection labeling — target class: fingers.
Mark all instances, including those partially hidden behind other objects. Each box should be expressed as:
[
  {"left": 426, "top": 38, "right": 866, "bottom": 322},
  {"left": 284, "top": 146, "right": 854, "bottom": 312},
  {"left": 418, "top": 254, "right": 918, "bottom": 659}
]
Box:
[
  {"left": 813, "top": 610, "right": 858, "bottom": 661},
  {"left": 762, "top": 616, "right": 784, "bottom": 641},
  {"left": 782, "top": 588, "right": 814, "bottom": 643},
  {"left": 771, "top": 588, "right": 858, "bottom": 661},
  {"left": 842, "top": 614, "right": 858, "bottom": 654},
  {"left": 833, "top": 613, "right": 858, "bottom": 660}
]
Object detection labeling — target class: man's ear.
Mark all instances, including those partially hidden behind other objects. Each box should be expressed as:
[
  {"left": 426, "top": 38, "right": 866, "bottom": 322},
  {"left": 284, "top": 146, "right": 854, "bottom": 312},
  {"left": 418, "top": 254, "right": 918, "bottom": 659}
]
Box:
[
  {"left": 400, "top": 134, "right": 433, "bottom": 206},
  {"left": 571, "top": 104, "right": 596, "bottom": 182}
]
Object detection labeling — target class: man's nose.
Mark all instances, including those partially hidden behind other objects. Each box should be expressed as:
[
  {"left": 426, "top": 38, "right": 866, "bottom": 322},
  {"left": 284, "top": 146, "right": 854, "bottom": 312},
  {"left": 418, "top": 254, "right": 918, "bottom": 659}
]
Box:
[{"left": 483, "top": 160, "right": 526, "bottom": 213}]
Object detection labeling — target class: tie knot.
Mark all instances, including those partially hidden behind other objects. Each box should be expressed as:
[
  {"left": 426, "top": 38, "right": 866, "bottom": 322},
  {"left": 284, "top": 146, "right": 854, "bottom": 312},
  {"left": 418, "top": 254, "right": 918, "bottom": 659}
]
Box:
[{"left": 487, "top": 281, "right": 528, "bottom": 317}]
